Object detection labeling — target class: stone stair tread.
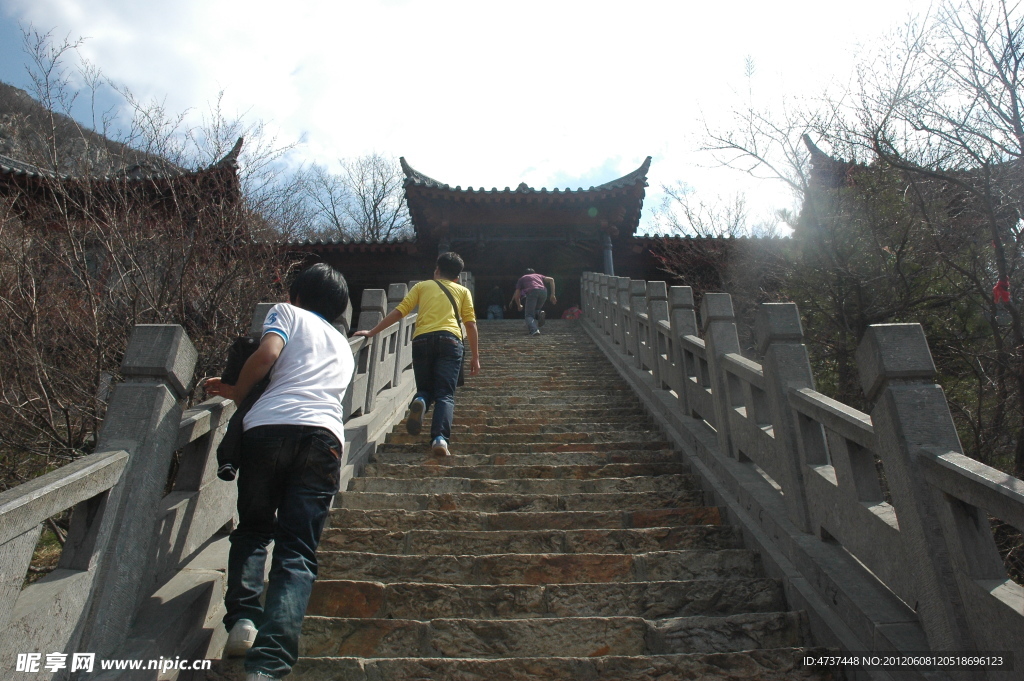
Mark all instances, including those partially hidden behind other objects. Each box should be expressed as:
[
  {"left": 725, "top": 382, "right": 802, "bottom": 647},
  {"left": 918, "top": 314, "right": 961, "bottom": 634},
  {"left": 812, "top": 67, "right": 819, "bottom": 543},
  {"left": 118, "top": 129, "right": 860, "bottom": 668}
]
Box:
[
  {"left": 280, "top": 649, "right": 838, "bottom": 681},
  {"left": 298, "top": 612, "right": 807, "bottom": 658},
  {"left": 317, "top": 549, "right": 762, "bottom": 583},
  {"left": 377, "top": 440, "right": 673, "bottom": 454},
  {"left": 335, "top": 489, "right": 705, "bottom": 512},
  {"left": 306, "top": 578, "right": 784, "bottom": 619},
  {"left": 361, "top": 462, "right": 684, "bottom": 479},
  {"left": 319, "top": 525, "right": 742, "bottom": 555},
  {"left": 384, "top": 431, "right": 667, "bottom": 445},
  {"left": 328, "top": 507, "right": 725, "bottom": 531},
  {"left": 370, "top": 450, "right": 682, "bottom": 467},
  {"left": 348, "top": 474, "right": 695, "bottom": 495}
]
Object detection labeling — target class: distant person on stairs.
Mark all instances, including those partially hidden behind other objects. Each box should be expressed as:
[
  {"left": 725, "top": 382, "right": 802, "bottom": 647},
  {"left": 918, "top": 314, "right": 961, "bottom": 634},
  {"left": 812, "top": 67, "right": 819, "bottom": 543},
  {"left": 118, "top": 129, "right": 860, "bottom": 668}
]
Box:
[
  {"left": 486, "top": 285, "right": 505, "bottom": 319},
  {"left": 513, "top": 268, "right": 556, "bottom": 336},
  {"left": 204, "top": 263, "right": 354, "bottom": 681},
  {"left": 353, "top": 251, "right": 480, "bottom": 456}
]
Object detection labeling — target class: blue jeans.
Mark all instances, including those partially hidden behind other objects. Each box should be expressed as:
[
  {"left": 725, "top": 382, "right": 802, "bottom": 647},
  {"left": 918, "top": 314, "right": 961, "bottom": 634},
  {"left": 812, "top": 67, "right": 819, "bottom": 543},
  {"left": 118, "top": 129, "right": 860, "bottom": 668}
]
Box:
[
  {"left": 225, "top": 425, "right": 341, "bottom": 678},
  {"left": 523, "top": 288, "right": 547, "bottom": 333},
  {"left": 411, "top": 330, "right": 464, "bottom": 442},
  {"left": 486, "top": 304, "right": 504, "bottom": 320}
]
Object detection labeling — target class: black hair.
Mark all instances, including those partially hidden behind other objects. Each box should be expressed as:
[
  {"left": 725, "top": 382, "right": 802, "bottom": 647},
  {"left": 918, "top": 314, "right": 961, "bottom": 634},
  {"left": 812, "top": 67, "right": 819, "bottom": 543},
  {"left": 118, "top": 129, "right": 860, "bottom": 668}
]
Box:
[
  {"left": 437, "top": 252, "right": 465, "bottom": 280},
  {"left": 523, "top": 268, "right": 536, "bottom": 275},
  {"left": 289, "top": 263, "right": 349, "bottom": 322}
]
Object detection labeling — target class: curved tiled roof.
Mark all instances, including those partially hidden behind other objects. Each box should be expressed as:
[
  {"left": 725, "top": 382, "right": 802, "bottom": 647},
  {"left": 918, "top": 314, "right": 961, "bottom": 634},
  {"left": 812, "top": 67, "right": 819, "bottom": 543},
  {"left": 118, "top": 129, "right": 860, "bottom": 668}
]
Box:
[
  {"left": 400, "top": 156, "right": 652, "bottom": 197},
  {"left": 0, "top": 137, "right": 243, "bottom": 183},
  {"left": 287, "top": 234, "right": 416, "bottom": 247}
]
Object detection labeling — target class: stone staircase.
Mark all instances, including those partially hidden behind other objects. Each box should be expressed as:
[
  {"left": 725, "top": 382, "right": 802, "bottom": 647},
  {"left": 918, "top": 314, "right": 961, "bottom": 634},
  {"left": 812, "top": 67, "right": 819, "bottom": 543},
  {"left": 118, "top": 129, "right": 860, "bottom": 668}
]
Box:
[{"left": 230, "top": 320, "right": 838, "bottom": 680}]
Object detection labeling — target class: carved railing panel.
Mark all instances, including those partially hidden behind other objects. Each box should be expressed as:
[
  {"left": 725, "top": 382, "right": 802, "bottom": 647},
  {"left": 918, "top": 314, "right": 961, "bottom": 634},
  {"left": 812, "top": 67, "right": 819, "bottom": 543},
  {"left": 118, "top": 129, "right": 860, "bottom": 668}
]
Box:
[{"left": 581, "top": 271, "right": 1024, "bottom": 674}]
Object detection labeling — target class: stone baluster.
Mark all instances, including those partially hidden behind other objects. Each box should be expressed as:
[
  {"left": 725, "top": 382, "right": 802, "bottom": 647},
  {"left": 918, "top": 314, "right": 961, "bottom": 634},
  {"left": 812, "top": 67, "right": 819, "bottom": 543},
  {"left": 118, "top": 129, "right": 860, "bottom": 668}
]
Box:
[
  {"left": 598, "top": 274, "right": 612, "bottom": 336},
  {"left": 701, "top": 293, "right": 741, "bottom": 460},
  {"left": 72, "top": 325, "right": 197, "bottom": 660},
  {"left": 389, "top": 284, "right": 410, "bottom": 387},
  {"left": 358, "top": 290, "right": 387, "bottom": 413},
  {"left": 755, "top": 303, "right": 814, "bottom": 533},
  {"left": 669, "top": 286, "right": 698, "bottom": 415},
  {"left": 356, "top": 289, "right": 387, "bottom": 332},
  {"left": 856, "top": 324, "right": 980, "bottom": 658},
  {"left": 612, "top": 277, "right": 630, "bottom": 348},
  {"left": 249, "top": 302, "right": 276, "bottom": 337},
  {"left": 628, "top": 280, "right": 648, "bottom": 369},
  {"left": 646, "top": 282, "right": 669, "bottom": 385}
]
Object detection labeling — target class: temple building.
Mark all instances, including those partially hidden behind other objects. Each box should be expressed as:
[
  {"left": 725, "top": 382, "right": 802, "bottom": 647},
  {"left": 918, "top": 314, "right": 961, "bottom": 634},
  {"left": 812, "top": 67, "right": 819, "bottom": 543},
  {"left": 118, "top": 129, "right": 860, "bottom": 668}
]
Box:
[
  {"left": 0, "top": 138, "right": 243, "bottom": 223},
  {"left": 294, "top": 156, "right": 677, "bottom": 316}
]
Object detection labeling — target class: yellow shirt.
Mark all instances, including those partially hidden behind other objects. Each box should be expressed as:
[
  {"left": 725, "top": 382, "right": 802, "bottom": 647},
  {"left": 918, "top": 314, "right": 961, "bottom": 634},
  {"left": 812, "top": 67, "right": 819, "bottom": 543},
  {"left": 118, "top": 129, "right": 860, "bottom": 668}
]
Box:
[{"left": 396, "top": 279, "right": 476, "bottom": 338}]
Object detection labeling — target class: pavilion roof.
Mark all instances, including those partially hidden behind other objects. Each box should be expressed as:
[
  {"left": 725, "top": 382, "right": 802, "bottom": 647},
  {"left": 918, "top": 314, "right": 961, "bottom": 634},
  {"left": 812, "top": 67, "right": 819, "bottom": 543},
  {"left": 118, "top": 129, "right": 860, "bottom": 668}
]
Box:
[
  {"left": 400, "top": 156, "right": 652, "bottom": 239},
  {"left": 0, "top": 137, "right": 242, "bottom": 183},
  {"left": 0, "top": 138, "right": 244, "bottom": 218}
]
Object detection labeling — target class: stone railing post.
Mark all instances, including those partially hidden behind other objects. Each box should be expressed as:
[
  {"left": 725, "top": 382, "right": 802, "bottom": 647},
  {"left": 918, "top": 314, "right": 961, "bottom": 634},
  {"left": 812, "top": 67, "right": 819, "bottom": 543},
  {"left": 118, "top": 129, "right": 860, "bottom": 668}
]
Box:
[
  {"left": 701, "top": 293, "right": 741, "bottom": 460},
  {"left": 358, "top": 290, "right": 388, "bottom": 413},
  {"left": 73, "top": 325, "right": 197, "bottom": 660},
  {"left": 856, "top": 324, "right": 978, "bottom": 656},
  {"left": 646, "top": 282, "right": 669, "bottom": 386},
  {"left": 669, "top": 286, "right": 698, "bottom": 415},
  {"left": 598, "top": 274, "right": 612, "bottom": 336},
  {"left": 580, "top": 274, "right": 592, "bottom": 323},
  {"left": 628, "top": 279, "right": 648, "bottom": 368},
  {"left": 613, "top": 277, "right": 630, "bottom": 349},
  {"left": 755, "top": 303, "right": 814, "bottom": 533},
  {"left": 357, "top": 289, "right": 386, "bottom": 332},
  {"left": 249, "top": 302, "right": 275, "bottom": 337},
  {"left": 388, "top": 284, "right": 410, "bottom": 387}
]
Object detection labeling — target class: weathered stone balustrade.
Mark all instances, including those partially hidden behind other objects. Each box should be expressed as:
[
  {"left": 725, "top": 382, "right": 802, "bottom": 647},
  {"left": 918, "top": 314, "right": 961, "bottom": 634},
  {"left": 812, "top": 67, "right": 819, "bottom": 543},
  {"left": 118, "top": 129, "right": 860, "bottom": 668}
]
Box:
[
  {"left": 0, "top": 286, "right": 417, "bottom": 679},
  {"left": 582, "top": 271, "right": 1024, "bottom": 681}
]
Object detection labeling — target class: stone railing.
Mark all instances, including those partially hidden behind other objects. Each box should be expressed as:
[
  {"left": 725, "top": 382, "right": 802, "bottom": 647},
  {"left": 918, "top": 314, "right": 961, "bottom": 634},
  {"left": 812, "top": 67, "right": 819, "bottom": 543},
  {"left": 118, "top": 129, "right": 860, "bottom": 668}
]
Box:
[
  {"left": 0, "top": 286, "right": 418, "bottom": 680},
  {"left": 581, "top": 272, "right": 1024, "bottom": 681}
]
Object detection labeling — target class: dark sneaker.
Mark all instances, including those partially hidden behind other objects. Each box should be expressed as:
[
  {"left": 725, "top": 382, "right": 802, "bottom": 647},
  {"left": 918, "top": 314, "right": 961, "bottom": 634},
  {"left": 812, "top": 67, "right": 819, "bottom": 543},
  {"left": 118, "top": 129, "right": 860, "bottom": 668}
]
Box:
[
  {"left": 406, "top": 397, "right": 426, "bottom": 436},
  {"left": 538, "top": 310, "right": 546, "bottom": 327}
]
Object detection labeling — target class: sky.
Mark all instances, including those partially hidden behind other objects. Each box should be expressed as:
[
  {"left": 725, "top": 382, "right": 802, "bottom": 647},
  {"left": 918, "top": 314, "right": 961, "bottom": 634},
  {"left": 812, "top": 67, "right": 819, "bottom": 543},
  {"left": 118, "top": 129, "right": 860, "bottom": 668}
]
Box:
[{"left": 0, "top": 0, "right": 929, "bottom": 233}]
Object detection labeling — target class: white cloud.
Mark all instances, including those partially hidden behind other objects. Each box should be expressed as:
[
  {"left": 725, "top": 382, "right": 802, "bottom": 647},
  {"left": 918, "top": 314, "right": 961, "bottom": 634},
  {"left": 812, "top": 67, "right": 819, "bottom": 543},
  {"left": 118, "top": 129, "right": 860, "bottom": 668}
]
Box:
[{"left": 1, "top": 0, "right": 930, "bottom": 229}]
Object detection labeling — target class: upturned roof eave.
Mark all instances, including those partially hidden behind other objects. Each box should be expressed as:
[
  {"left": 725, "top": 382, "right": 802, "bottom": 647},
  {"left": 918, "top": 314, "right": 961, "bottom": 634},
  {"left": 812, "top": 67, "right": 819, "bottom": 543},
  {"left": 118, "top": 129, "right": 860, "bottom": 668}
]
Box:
[{"left": 400, "top": 156, "right": 652, "bottom": 199}]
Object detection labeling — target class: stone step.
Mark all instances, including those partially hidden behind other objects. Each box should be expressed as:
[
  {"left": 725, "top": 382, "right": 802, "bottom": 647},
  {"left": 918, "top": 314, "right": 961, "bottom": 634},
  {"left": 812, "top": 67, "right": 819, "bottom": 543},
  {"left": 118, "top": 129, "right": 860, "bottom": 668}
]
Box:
[
  {"left": 376, "top": 440, "right": 673, "bottom": 455},
  {"left": 319, "top": 525, "right": 741, "bottom": 555},
  {"left": 450, "top": 413, "right": 655, "bottom": 430},
  {"left": 283, "top": 649, "right": 836, "bottom": 681},
  {"left": 335, "top": 489, "right": 705, "bottom": 513},
  {"left": 362, "top": 462, "right": 683, "bottom": 480},
  {"left": 318, "top": 549, "right": 761, "bottom": 584},
  {"left": 451, "top": 409, "right": 650, "bottom": 425},
  {"left": 328, "top": 507, "right": 724, "bottom": 532},
  {"left": 306, "top": 577, "right": 784, "bottom": 619},
  {"left": 454, "top": 394, "right": 638, "bottom": 406},
  {"left": 369, "top": 449, "right": 681, "bottom": 467},
  {"left": 298, "top": 611, "right": 807, "bottom": 659},
  {"left": 384, "top": 430, "right": 666, "bottom": 446},
  {"left": 348, "top": 474, "right": 694, "bottom": 496}
]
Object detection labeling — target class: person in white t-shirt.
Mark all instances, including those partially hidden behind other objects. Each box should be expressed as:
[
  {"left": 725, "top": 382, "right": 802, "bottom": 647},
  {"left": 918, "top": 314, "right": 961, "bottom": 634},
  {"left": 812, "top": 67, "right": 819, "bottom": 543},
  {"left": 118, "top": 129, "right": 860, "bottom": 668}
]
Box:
[{"left": 204, "top": 263, "right": 354, "bottom": 681}]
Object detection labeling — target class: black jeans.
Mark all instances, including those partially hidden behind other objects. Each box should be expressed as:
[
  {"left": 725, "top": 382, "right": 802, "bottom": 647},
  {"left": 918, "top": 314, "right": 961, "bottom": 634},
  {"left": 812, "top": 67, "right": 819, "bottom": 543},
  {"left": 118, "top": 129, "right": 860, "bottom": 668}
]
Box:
[{"left": 224, "top": 424, "right": 341, "bottom": 678}]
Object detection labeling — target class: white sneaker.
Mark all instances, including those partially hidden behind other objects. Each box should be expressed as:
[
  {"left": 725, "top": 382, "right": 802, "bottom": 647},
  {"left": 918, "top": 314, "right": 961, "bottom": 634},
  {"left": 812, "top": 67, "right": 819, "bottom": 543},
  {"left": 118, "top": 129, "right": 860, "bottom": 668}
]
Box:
[
  {"left": 224, "top": 618, "right": 257, "bottom": 657},
  {"left": 431, "top": 436, "right": 450, "bottom": 456},
  {"left": 245, "top": 673, "right": 279, "bottom": 681}
]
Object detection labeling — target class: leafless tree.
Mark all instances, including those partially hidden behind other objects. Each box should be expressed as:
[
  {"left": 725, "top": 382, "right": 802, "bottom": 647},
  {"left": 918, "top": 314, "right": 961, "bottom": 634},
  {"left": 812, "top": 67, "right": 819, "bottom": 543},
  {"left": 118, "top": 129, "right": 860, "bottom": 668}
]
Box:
[{"left": 0, "top": 29, "right": 300, "bottom": 490}]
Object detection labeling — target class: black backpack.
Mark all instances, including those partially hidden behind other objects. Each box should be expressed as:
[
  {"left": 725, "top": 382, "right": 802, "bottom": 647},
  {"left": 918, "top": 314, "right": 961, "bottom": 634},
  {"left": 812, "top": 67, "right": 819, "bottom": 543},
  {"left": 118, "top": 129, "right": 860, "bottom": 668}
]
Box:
[{"left": 215, "top": 337, "right": 271, "bottom": 481}]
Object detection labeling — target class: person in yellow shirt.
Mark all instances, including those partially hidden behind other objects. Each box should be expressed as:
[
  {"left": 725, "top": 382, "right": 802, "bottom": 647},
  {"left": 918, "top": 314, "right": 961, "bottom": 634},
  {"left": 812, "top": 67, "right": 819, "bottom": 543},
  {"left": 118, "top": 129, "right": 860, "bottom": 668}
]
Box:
[{"left": 353, "top": 252, "right": 480, "bottom": 455}]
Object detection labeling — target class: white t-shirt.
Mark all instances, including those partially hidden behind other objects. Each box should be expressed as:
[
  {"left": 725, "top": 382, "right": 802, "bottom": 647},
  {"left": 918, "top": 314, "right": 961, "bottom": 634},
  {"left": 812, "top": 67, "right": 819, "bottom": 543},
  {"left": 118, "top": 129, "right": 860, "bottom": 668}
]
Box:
[{"left": 242, "top": 303, "right": 354, "bottom": 447}]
